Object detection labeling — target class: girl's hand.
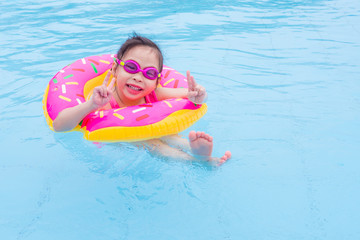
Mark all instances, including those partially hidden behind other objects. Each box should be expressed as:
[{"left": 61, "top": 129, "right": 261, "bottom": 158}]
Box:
[
  {"left": 187, "top": 71, "right": 207, "bottom": 104},
  {"left": 90, "top": 70, "right": 115, "bottom": 109}
]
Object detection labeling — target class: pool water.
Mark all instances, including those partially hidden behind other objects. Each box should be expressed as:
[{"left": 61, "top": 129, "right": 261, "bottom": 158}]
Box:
[{"left": 1, "top": 0, "right": 360, "bottom": 239}]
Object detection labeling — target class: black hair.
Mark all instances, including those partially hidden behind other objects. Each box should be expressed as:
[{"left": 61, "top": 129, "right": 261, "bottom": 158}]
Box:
[{"left": 116, "top": 33, "right": 163, "bottom": 72}]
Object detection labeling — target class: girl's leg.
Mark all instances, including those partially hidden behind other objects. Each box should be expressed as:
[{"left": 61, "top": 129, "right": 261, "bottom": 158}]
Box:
[
  {"left": 160, "top": 134, "right": 191, "bottom": 151},
  {"left": 144, "top": 138, "right": 193, "bottom": 161}
]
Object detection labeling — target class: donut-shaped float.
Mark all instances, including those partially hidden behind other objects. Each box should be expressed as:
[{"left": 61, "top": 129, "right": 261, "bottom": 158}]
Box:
[{"left": 43, "top": 54, "right": 207, "bottom": 142}]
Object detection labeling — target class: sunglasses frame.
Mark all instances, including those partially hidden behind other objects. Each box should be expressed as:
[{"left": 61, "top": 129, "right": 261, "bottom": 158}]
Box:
[{"left": 116, "top": 59, "right": 161, "bottom": 80}]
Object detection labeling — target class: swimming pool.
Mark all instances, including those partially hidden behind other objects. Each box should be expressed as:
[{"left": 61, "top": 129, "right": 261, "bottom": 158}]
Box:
[{"left": 1, "top": 0, "right": 359, "bottom": 239}]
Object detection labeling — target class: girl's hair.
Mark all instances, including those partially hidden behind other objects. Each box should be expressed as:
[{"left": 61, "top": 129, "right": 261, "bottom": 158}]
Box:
[{"left": 116, "top": 33, "right": 163, "bottom": 73}]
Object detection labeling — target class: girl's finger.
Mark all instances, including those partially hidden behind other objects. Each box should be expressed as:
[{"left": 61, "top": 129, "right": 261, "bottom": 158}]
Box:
[
  {"left": 106, "top": 88, "right": 113, "bottom": 98},
  {"left": 99, "top": 86, "right": 105, "bottom": 97},
  {"left": 198, "top": 86, "right": 205, "bottom": 95},
  {"left": 103, "top": 69, "right": 112, "bottom": 86},
  {"left": 107, "top": 77, "right": 115, "bottom": 91},
  {"left": 103, "top": 85, "right": 109, "bottom": 97},
  {"left": 187, "top": 71, "right": 194, "bottom": 89}
]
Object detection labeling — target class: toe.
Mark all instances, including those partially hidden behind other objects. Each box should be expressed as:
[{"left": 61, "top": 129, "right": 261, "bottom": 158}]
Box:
[
  {"left": 189, "top": 131, "right": 197, "bottom": 142},
  {"left": 224, "top": 151, "right": 231, "bottom": 159},
  {"left": 218, "top": 157, "right": 227, "bottom": 166}
]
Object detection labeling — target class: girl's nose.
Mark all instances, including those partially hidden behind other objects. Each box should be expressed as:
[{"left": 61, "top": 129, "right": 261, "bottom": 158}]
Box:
[{"left": 133, "top": 71, "right": 144, "bottom": 82}]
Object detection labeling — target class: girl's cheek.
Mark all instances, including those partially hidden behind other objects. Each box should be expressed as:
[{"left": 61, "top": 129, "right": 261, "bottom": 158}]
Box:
[{"left": 148, "top": 81, "right": 157, "bottom": 91}]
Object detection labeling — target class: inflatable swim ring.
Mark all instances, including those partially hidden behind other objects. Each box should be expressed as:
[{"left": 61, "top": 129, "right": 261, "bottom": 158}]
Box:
[{"left": 43, "top": 54, "right": 207, "bottom": 142}]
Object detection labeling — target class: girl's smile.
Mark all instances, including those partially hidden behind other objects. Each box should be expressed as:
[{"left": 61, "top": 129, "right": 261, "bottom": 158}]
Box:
[{"left": 126, "top": 83, "right": 144, "bottom": 94}]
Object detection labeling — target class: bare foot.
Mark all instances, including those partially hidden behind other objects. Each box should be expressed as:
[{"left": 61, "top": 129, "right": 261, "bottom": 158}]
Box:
[
  {"left": 189, "top": 131, "right": 213, "bottom": 157},
  {"left": 189, "top": 131, "right": 231, "bottom": 165},
  {"left": 218, "top": 151, "right": 232, "bottom": 166}
]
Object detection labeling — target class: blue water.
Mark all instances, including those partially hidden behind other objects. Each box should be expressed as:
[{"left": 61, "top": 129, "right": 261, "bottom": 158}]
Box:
[{"left": 1, "top": 0, "right": 360, "bottom": 239}]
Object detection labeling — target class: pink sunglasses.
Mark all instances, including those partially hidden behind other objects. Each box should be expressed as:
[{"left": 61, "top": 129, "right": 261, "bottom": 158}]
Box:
[{"left": 117, "top": 59, "right": 161, "bottom": 80}]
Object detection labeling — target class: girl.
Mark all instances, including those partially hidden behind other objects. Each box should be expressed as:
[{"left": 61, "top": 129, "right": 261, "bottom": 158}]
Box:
[{"left": 53, "top": 34, "right": 231, "bottom": 164}]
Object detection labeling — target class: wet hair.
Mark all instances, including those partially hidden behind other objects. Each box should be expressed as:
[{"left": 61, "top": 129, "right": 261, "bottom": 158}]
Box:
[{"left": 116, "top": 33, "right": 163, "bottom": 73}]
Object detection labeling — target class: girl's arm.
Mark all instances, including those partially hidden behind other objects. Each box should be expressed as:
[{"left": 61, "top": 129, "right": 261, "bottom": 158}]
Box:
[
  {"left": 53, "top": 100, "right": 98, "bottom": 132},
  {"left": 156, "top": 71, "right": 207, "bottom": 104},
  {"left": 53, "top": 70, "right": 115, "bottom": 132}
]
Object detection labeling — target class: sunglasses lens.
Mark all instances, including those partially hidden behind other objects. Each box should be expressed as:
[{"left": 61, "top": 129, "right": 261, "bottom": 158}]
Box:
[
  {"left": 124, "top": 62, "right": 138, "bottom": 73},
  {"left": 121, "top": 60, "right": 159, "bottom": 80},
  {"left": 145, "top": 69, "right": 158, "bottom": 80}
]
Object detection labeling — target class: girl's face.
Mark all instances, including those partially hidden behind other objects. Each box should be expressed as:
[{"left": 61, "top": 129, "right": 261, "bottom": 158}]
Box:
[{"left": 113, "top": 45, "right": 160, "bottom": 105}]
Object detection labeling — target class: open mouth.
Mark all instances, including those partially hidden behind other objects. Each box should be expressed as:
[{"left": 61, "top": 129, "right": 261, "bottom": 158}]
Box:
[{"left": 127, "top": 84, "right": 143, "bottom": 91}]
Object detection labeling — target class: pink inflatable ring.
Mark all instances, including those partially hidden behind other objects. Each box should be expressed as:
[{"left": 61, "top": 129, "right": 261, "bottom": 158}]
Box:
[{"left": 43, "top": 54, "right": 207, "bottom": 142}]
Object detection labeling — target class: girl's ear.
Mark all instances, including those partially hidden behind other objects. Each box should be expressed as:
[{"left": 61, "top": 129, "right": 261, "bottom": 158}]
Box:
[{"left": 111, "top": 62, "right": 117, "bottom": 72}]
